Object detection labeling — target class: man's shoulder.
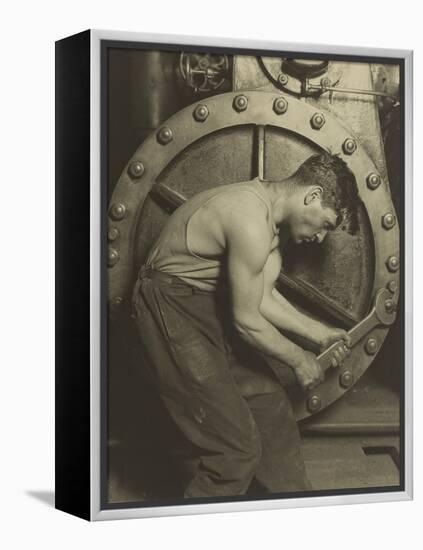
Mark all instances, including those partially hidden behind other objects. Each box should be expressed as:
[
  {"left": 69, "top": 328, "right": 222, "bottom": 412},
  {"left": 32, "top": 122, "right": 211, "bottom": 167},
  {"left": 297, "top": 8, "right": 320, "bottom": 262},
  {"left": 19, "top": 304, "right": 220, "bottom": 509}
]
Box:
[
  {"left": 210, "top": 183, "right": 269, "bottom": 220},
  {"left": 189, "top": 181, "right": 271, "bottom": 249},
  {"left": 222, "top": 193, "right": 271, "bottom": 252}
]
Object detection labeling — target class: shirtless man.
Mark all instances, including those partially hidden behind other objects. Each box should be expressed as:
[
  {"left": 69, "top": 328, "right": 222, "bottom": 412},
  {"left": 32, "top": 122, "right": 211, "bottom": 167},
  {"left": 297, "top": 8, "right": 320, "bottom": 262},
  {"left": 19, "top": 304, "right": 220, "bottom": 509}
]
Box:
[{"left": 132, "top": 152, "right": 360, "bottom": 498}]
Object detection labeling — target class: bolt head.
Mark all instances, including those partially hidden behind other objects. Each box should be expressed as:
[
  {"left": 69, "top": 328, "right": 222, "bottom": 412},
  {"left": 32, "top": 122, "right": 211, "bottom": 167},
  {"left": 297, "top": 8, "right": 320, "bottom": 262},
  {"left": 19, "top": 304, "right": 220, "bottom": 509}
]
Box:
[
  {"left": 382, "top": 212, "right": 396, "bottom": 230},
  {"left": 387, "top": 255, "right": 400, "bottom": 273},
  {"left": 310, "top": 112, "right": 325, "bottom": 130},
  {"left": 109, "top": 203, "right": 126, "bottom": 221},
  {"left": 193, "top": 104, "right": 209, "bottom": 122},
  {"left": 342, "top": 138, "right": 357, "bottom": 155},
  {"left": 367, "top": 172, "right": 381, "bottom": 190},
  {"left": 233, "top": 95, "right": 248, "bottom": 112},
  {"left": 157, "top": 126, "right": 173, "bottom": 145},
  {"left": 384, "top": 299, "right": 395, "bottom": 313},
  {"left": 340, "top": 370, "right": 354, "bottom": 389},
  {"left": 307, "top": 395, "right": 322, "bottom": 413},
  {"left": 128, "top": 161, "right": 144, "bottom": 179},
  {"left": 320, "top": 77, "right": 331, "bottom": 88},
  {"left": 108, "top": 227, "right": 119, "bottom": 242},
  {"left": 387, "top": 280, "right": 398, "bottom": 293},
  {"left": 108, "top": 248, "right": 120, "bottom": 267},
  {"left": 273, "top": 97, "right": 288, "bottom": 115},
  {"left": 365, "top": 337, "right": 378, "bottom": 355},
  {"left": 278, "top": 73, "right": 289, "bottom": 86}
]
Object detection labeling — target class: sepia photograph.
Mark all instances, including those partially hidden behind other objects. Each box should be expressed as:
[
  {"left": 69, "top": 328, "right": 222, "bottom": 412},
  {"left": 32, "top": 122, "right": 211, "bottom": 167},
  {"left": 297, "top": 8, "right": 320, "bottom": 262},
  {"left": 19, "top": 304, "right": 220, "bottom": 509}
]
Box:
[{"left": 102, "top": 37, "right": 405, "bottom": 512}]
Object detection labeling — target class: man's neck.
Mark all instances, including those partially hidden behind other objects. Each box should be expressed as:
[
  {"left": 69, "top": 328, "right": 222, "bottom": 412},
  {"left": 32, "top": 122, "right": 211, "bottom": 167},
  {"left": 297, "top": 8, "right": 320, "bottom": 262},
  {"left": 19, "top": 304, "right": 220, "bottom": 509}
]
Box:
[{"left": 257, "top": 176, "right": 298, "bottom": 226}]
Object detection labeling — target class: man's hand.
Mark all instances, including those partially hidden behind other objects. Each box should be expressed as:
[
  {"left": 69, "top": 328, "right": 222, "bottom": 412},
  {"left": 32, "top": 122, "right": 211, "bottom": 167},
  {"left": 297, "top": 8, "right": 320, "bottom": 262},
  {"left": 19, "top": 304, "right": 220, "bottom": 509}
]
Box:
[
  {"left": 293, "top": 350, "right": 325, "bottom": 391},
  {"left": 317, "top": 327, "right": 351, "bottom": 367}
]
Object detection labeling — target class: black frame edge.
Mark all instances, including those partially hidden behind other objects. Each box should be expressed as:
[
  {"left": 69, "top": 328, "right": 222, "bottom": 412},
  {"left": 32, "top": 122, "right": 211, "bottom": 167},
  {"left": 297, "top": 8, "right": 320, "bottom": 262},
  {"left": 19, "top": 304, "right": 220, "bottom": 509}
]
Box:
[{"left": 55, "top": 29, "right": 91, "bottom": 521}]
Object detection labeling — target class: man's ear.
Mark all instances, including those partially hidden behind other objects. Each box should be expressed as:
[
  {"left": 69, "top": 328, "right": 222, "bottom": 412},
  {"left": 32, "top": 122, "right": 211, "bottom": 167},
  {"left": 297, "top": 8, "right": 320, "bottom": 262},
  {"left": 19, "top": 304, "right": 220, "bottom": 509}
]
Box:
[{"left": 304, "top": 186, "right": 323, "bottom": 205}]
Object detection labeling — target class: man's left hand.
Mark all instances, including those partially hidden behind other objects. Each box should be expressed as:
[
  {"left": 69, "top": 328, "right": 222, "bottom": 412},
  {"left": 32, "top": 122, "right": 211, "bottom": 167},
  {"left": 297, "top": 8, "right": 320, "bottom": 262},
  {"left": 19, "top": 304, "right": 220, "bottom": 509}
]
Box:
[{"left": 317, "top": 327, "right": 351, "bottom": 367}]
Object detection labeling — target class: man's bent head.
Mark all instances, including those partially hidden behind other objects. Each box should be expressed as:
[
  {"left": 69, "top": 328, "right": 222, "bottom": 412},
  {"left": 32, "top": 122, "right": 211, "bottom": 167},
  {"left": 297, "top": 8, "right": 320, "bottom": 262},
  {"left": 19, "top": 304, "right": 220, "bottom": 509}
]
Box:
[{"left": 288, "top": 152, "right": 361, "bottom": 244}]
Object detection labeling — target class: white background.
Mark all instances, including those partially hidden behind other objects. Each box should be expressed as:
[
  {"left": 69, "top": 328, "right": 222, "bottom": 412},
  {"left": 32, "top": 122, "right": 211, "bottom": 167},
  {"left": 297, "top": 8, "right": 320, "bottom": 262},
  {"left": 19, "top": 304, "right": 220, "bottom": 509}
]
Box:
[{"left": 0, "top": 1, "right": 419, "bottom": 548}]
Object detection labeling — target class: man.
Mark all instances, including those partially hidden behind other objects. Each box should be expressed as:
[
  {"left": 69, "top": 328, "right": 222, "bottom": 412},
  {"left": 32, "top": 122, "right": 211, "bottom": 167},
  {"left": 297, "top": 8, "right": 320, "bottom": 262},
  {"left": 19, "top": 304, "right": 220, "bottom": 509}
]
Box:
[{"left": 132, "top": 152, "right": 361, "bottom": 498}]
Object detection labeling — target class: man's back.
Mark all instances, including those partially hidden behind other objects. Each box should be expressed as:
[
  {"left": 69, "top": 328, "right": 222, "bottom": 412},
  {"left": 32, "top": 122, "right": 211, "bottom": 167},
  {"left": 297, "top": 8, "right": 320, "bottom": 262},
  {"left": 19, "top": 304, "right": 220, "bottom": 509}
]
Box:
[{"left": 146, "top": 178, "right": 278, "bottom": 291}]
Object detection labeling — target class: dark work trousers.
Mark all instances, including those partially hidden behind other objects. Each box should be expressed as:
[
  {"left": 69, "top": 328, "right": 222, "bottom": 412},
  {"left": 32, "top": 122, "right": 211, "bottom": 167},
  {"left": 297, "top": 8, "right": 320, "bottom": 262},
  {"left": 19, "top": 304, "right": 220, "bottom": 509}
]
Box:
[{"left": 132, "top": 266, "right": 311, "bottom": 498}]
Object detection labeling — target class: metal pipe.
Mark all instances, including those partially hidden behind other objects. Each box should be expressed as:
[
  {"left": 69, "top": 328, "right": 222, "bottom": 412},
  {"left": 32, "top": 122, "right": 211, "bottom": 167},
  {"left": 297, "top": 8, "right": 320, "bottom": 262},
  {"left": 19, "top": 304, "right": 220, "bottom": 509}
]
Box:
[{"left": 307, "top": 83, "right": 399, "bottom": 101}]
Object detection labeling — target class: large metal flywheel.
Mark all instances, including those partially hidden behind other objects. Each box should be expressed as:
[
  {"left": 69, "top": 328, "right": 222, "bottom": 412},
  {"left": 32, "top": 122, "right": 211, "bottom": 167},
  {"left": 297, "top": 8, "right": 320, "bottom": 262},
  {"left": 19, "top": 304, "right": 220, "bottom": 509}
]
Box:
[{"left": 107, "top": 90, "right": 399, "bottom": 420}]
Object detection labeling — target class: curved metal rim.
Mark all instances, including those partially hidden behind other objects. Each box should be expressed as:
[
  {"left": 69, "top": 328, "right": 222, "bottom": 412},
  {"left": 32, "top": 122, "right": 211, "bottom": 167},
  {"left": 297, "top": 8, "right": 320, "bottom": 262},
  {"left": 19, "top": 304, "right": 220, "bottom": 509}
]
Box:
[{"left": 108, "top": 90, "right": 400, "bottom": 420}]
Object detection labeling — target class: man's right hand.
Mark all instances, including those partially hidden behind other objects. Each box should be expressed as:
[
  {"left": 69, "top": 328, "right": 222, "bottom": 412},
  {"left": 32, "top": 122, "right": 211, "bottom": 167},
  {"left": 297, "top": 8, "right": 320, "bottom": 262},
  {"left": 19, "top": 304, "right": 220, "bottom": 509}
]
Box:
[{"left": 293, "top": 350, "right": 325, "bottom": 391}]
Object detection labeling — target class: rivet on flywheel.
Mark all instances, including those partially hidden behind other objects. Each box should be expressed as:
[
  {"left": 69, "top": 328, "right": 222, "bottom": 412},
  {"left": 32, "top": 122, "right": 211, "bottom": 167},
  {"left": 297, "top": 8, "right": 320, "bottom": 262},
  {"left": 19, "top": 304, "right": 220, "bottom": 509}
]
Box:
[
  {"left": 273, "top": 97, "right": 288, "bottom": 115},
  {"left": 342, "top": 138, "right": 357, "bottom": 155},
  {"left": 157, "top": 126, "right": 173, "bottom": 145},
  {"left": 386, "top": 255, "right": 400, "bottom": 273},
  {"left": 387, "top": 280, "right": 398, "bottom": 293},
  {"left": 310, "top": 112, "right": 325, "bottom": 130},
  {"left": 382, "top": 212, "right": 396, "bottom": 230},
  {"left": 339, "top": 370, "right": 354, "bottom": 389},
  {"left": 365, "top": 337, "right": 378, "bottom": 355},
  {"left": 367, "top": 172, "right": 381, "bottom": 190},
  {"left": 127, "top": 161, "right": 145, "bottom": 179},
  {"left": 109, "top": 203, "right": 126, "bottom": 221},
  {"left": 307, "top": 395, "right": 322, "bottom": 413},
  {"left": 278, "top": 73, "right": 289, "bottom": 86},
  {"left": 384, "top": 299, "right": 395, "bottom": 314},
  {"left": 193, "top": 104, "right": 209, "bottom": 122},
  {"left": 233, "top": 94, "right": 248, "bottom": 112},
  {"left": 108, "top": 248, "right": 120, "bottom": 267},
  {"left": 108, "top": 227, "right": 119, "bottom": 242}
]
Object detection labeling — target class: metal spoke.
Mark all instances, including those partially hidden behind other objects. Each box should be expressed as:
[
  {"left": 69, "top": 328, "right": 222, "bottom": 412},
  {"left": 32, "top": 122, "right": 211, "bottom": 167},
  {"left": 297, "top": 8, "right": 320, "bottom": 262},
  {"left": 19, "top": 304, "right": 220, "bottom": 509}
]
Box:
[
  {"left": 255, "top": 125, "right": 265, "bottom": 181},
  {"left": 149, "top": 181, "right": 186, "bottom": 212},
  {"left": 277, "top": 272, "right": 359, "bottom": 329}
]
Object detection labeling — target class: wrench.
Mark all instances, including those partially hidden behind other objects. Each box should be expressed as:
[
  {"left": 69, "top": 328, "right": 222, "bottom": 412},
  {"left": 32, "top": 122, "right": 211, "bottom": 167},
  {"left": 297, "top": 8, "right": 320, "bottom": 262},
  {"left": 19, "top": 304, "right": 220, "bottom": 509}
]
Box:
[{"left": 317, "top": 288, "right": 397, "bottom": 373}]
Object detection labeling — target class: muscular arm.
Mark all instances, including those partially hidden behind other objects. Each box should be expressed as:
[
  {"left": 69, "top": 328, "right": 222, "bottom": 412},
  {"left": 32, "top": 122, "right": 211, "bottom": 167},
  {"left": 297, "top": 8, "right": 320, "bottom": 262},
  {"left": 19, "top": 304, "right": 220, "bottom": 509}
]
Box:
[
  {"left": 224, "top": 200, "right": 307, "bottom": 370},
  {"left": 259, "top": 249, "right": 351, "bottom": 354},
  {"left": 259, "top": 250, "right": 326, "bottom": 348}
]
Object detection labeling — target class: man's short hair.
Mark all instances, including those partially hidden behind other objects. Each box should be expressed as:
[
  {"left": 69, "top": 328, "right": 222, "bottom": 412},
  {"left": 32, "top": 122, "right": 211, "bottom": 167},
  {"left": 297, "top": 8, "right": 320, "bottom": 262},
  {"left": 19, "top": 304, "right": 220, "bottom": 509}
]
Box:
[{"left": 294, "top": 152, "right": 361, "bottom": 234}]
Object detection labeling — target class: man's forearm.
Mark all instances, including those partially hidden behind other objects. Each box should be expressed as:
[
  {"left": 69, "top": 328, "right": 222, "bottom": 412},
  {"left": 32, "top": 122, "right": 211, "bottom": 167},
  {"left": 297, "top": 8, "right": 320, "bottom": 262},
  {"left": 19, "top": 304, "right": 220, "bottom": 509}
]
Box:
[
  {"left": 234, "top": 312, "right": 306, "bottom": 369},
  {"left": 260, "top": 288, "right": 326, "bottom": 346}
]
